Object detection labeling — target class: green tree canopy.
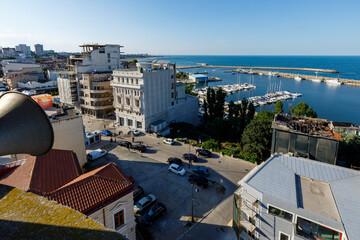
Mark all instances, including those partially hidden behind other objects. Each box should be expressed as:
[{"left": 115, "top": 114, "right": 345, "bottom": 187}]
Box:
[
  {"left": 275, "top": 100, "right": 284, "bottom": 114},
  {"left": 291, "top": 102, "right": 317, "bottom": 118}
]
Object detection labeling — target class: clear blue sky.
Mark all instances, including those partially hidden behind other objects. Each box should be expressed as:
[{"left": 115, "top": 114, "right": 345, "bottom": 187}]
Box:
[{"left": 1, "top": 0, "right": 360, "bottom": 55}]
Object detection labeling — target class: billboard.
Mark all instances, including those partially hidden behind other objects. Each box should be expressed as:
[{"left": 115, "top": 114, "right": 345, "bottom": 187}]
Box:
[{"left": 31, "top": 94, "right": 53, "bottom": 109}]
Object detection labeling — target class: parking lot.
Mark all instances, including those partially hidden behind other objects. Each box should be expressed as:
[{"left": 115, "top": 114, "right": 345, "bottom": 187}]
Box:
[{"left": 89, "top": 132, "right": 255, "bottom": 240}]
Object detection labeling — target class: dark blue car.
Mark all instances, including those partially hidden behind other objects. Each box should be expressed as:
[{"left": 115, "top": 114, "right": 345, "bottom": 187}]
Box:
[
  {"left": 193, "top": 166, "right": 209, "bottom": 177},
  {"left": 101, "top": 129, "right": 112, "bottom": 136}
]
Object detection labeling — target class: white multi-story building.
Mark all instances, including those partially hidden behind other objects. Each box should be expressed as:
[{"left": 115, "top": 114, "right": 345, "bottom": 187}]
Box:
[
  {"left": 15, "top": 44, "right": 31, "bottom": 56},
  {"left": 57, "top": 44, "right": 122, "bottom": 106},
  {"left": 233, "top": 154, "right": 360, "bottom": 240},
  {"left": 111, "top": 61, "right": 198, "bottom": 133},
  {"left": 34, "top": 44, "right": 44, "bottom": 55}
]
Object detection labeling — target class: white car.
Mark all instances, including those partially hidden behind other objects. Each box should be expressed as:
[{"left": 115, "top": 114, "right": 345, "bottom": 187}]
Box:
[
  {"left": 134, "top": 194, "right": 157, "bottom": 214},
  {"left": 168, "top": 163, "right": 186, "bottom": 176},
  {"left": 87, "top": 149, "right": 108, "bottom": 162},
  {"left": 163, "top": 138, "right": 174, "bottom": 145}
]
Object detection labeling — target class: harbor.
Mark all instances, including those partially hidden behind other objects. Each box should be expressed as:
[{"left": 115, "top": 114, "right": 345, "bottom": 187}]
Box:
[
  {"left": 177, "top": 64, "right": 360, "bottom": 87},
  {"left": 244, "top": 91, "right": 302, "bottom": 107},
  {"left": 192, "top": 83, "right": 256, "bottom": 96}
]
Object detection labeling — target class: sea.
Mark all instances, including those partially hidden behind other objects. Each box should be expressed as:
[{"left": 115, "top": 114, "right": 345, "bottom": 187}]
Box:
[{"left": 155, "top": 56, "right": 360, "bottom": 125}]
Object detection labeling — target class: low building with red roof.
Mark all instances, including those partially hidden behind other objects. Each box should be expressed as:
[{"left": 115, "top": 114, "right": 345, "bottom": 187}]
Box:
[{"left": 0, "top": 149, "right": 136, "bottom": 240}]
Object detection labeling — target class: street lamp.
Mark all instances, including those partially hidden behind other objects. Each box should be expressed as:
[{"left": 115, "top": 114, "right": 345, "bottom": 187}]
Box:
[{"left": 191, "top": 183, "right": 199, "bottom": 223}]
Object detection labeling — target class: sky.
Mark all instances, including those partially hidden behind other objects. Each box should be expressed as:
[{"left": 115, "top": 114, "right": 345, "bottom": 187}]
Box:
[{"left": 1, "top": 0, "right": 360, "bottom": 55}]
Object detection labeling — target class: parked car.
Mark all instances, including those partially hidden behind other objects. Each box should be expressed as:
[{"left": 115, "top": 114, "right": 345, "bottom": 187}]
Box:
[
  {"left": 168, "top": 163, "right": 186, "bottom": 176},
  {"left": 119, "top": 141, "right": 132, "bottom": 148},
  {"left": 133, "top": 186, "right": 145, "bottom": 204},
  {"left": 167, "top": 157, "right": 182, "bottom": 166},
  {"left": 188, "top": 174, "right": 208, "bottom": 188},
  {"left": 134, "top": 194, "right": 157, "bottom": 214},
  {"left": 133, "top": 144, "right": 146, "bottom": 152},
  {"left": 196, "top": 149, "right": 212, "bottom": 157},
  {"left": 182, "top": 153, "right": 197, "bottom": 162},
  {"left": 87, "top": 149, "right": 108, "bottom": 162},
  {"left": 132, "top": 130, "right": 140, "bottom": 136},
  {"left": 142, "top": 202, "right": 167, "bottom": 225},
  {"left": 100, "top": 129, "right": 112, "bottom": 136},
  {"left": 193, "top": 166, "right": 210, "bottom": 177},
  {"left": 163, "top": 138, "right": 174, "bottom": 145}
]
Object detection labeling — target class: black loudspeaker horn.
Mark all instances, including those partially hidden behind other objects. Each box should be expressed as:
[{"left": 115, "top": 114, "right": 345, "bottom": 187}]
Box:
[{"left": 0, "top": 92, "right": 54, "bottom": 156}]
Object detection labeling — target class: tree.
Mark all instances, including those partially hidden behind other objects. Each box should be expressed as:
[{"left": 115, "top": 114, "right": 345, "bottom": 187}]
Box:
[
  {"left": 338, "top": 132, "right": 360, "bottom": 167},
  {"left": 291, "top": 101, "right": 317, "bottom": 118},
  {"left": 275, "top": 100, "right": 284, "bottom": 114},
  {"left": 184, "top": 82, "right": 195, "bottom": 95},
  {"left": 241, "top": 110, "right": 275, "bottom": 160},
  {"left": 228, "top": 100, "right": 236, "bottom": 118},
  {"left": 129, "top": 59, "right": 138, "bottom": 65},
  {"left": 214, "top": 87, "right": 226, "bottom": 119}
]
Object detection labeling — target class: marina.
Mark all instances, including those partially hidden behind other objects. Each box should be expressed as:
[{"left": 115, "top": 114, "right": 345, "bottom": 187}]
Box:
[
  {"left": 244, "top": 91, "right": 302, "bottom": 107},
  {"left": 192, "top": 83, "right": 256, "bottom": 96}
]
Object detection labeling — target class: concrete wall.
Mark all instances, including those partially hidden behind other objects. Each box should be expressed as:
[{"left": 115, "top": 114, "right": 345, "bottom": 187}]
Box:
[
  {"left": 89, "top": 192, "right": 136, "bottom": 240},
  {"left": 7, "top": 74, "right": 38, "bottom": 89},
  {"left": 51, "top": 115, "right": 87, "bottom": 167}
]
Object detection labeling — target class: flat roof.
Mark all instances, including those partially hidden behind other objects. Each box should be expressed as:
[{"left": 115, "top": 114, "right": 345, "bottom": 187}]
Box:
[
  {"left": 241, "top": 154, "right": 360, "bottom": 239},
  {"left": 299, "top": 176, "right": 341, "bottom": 221}
]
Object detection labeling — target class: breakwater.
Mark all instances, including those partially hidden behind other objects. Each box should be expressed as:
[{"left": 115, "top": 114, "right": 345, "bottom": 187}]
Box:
[{"left": 177, "top": 65, "right": 360, "bottom": 87}]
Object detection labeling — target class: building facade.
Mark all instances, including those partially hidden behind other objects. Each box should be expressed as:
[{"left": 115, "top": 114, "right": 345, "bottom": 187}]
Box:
[
  {"left": 233, "top": 154, "right": 360, "bottom": 240},
  {"left": 34, "top": 44, "right": 44, "bottom": 56},
  {"left": 271, "top": 114, "right": 342, "bottom": 164},
  {"left": 111, "top": 61, "right": 198, "bottom": 133},
  {"left": 15, "top": 44, "right": 31, "bottom": 56},
  {"left": 57, "top": 44, "right": 122, "bottom": 106},
  {"left": 79, "top": 73, "right": 113, "bottom": 118}
]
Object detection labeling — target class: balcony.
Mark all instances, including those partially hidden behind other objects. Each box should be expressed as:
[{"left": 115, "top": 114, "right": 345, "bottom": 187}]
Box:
[{"left": 111, "top": 81, "right": 142, "bottom": 90}]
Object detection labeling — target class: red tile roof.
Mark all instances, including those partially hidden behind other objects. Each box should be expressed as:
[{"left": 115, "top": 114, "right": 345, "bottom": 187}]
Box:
[
  {"left": 47, "top": 163, "right": 133, "bottom": 215},
  {"left": 0, "top": 149, "right": 82, "bottom": 194}
]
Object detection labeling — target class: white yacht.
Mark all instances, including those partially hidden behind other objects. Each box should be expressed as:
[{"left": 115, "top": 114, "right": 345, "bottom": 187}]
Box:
[
  {"left": 259, "top": 72, "right": 264, "bottom": 76},
  {"left": 268, "top": 71, "right": 273, "bottom": 76},
  {"left": 326, "top": 79, "right": 343, "bottom": 86},
  {"left": 311, "top": 72, "right": 322, "bottom": 83},
  {"left": 294, "top": 75, "right": 303, "bottom": 81}
]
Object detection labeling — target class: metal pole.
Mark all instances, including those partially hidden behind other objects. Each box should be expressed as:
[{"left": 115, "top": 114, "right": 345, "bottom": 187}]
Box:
[{"left": 191, "top": 183, "right": 194, "bottom": 223}]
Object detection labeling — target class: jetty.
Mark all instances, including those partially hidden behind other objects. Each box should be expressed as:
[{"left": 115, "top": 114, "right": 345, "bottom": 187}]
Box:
[
  {"left": 177, "top": 65, "right": 338, "bottom": 73},
  {"left": 176, "top": 64, "right": 360, "bottom": 87},
  {"left": 245, "top": 91, "right": 302, "bottom": 107}
]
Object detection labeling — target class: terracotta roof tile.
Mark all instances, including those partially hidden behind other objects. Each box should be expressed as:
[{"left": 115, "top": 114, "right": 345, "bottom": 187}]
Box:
[
  {"left": 47, "top": 163, "right": 133, "bottom": 214},
  {"left": 0, "top": 149, "right": 82, "bottom": 194}
]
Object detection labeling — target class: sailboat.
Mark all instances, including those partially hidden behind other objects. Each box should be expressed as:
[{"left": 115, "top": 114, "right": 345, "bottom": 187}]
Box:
[
  {"left": 311, "top": 72, "right": 322, "bottom": 83},
  {"left": 326, "top": 78, "right": 343, "bottom": 86}
]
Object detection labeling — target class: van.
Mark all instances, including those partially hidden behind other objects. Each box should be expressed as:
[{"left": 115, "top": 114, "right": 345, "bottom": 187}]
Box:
[{"left": 87, "top": 149, "right": 108, "bottom": 162}]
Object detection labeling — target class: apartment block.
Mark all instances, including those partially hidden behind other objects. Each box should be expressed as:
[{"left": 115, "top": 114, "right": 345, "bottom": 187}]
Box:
[
  {"left": 111, "top": 61, "right": 198, "bottom": 133},
  {"left": 79, "top": 72, "right": 113, "bottom": 118},
  {"left": 15, "top": 44, "right": 31, "bottom": 56},
  {"left": 233, "top": 154, "right": 360, "bottom": 240},
  {"left": 34, "top": 44, "right": 44, "bottom": 55},
  {"left": 58, "top": 44, "right": 122, "bottom": 106}
]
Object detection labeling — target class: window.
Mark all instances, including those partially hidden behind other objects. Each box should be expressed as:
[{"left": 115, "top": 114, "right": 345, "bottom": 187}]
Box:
[
  {"left": 268, "top": 205, "right": 293, "bottom": 222},
  {"left": 171, "top": 102, "right": 174, "bottom": 106},
  {"left": 108, "top": 58, "right": 111, "bottom": 63},
  {"left": 135, "top": 79, "right": 138, "bottom": 84},
  {"left": 107, "top": 53, "right": 111, "bottom": 58},
  {"left": 171, "top": 75, "right": 174, "bottom": 79},
  {"left": 171, "top": 83, "right": 174, "bottom": 89},
  {"left": 279, "top": 232, "right": 289, "bottom": 240},
  {"left": 114, "top": 210, "right": 124, "bottom": 229},
  {"left": 119, "top": 117, "right": 124, "bottom": 126},
  {"left": 128, "top": 119, "right": 133, "bottom": 126},
  {"left": 131, "top": 79, "right": 133, "bottom": 84},
  {"left": 137, "top": 121, "right": 142, "bottom": 129},
  {"left": 135, "top": 99, "right": 139, "bottom": 107},
  {"left": 171, "top": 92, "right": 174, "bottom": 98},
  {"left": 296, "top": 217, "right": 341, "bottom": 240},
  {"left": 108, "top": 65, "right": 111, "bottom": 70}
]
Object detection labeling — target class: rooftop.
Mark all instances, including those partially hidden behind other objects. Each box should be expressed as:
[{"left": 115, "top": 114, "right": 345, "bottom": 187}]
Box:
[
  {"left": 0, "top": 149, "right": 82, "bottom": 194},
  {"left": 0, "top": 184, "right": 125, "bottom": 240},
  {"left": 272, "top": 114, "right": 342, "bottom": 141},
  {"left": 240, "top": 154, "right": 360, "bottom": 240}
]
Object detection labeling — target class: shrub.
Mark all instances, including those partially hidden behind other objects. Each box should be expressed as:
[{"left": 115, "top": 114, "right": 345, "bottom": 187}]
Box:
[{"left": 202, "top": 139, "right": 220, "bottom": 150}]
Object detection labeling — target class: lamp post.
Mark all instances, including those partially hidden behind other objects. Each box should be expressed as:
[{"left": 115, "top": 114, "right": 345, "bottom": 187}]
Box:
[{"left": 191, "top": 183, "right": 199, "bottom": 223}]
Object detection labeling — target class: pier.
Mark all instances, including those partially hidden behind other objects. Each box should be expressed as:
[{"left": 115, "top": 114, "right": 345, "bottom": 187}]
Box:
[
  {"left": 177, "top": 65, "right": 338, "bottom": 73},
  {"left": 176, "top": 64, "right": 360, "bottom": 87}
]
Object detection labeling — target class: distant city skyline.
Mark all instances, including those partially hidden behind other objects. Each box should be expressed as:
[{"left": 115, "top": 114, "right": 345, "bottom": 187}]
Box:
[{"left": 1, "top": 0, "right": 360, "bottom": 55}]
